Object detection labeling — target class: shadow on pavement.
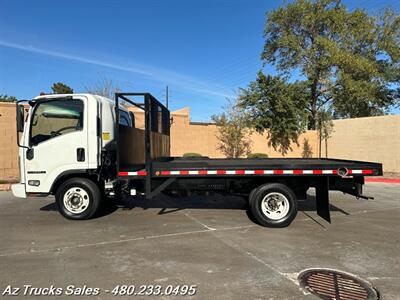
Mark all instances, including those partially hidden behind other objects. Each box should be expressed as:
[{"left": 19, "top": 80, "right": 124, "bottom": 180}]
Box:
[
  {"left": 40, "top": 201, "right": 119, "bottom": 218},
  {"left": 40, "top": 194, "right": 349, "bottom": 223}
]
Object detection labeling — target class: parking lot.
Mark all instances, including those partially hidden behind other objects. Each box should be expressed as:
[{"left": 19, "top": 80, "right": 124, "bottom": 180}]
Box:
[{"left": 0, "top": 183, "right": 399, "bottom": 300}]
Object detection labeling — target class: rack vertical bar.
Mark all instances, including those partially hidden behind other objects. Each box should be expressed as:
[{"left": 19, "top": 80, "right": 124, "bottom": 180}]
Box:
[
  {"left": 144, "top": 94, "right": 152, "bottom": 199},
  {"left": 115, "top": 93, "right": 120, "bottom": 178}
]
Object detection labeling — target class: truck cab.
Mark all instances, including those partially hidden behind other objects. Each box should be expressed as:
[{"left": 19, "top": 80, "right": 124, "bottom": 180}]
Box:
[{"left": 12, "top": 93, "right": 130, "bottom": 199}]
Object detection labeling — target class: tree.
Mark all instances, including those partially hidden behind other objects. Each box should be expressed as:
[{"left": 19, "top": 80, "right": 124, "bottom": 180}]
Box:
[
  {"left": 212, "top": 100, "right": 252, "bottom": 158},
  {"left": 51, "top": 82, "right": 73, "bottom": 94},
  {"left": 316, "top": 109, "right": 334, "bottom": 157},
  {"left": 262, "top": 0, "right": 399, "bottom": 128},
  {"left": 302, "top": 138, "right": 313, "bottom": 158},
  {"left": 238, "top": 72, "right": 309, "bottom": 155},
  {"left": 0, "top": 94, "right": 17, "bottom": 102},
  {"left": 85, "top": 76, "right": 120, "bottom": 99}
]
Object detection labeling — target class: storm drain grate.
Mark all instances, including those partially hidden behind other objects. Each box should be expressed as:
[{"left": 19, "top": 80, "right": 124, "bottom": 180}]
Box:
[{"left": 298, "top": 268, "right": 379, "bottom": 300}]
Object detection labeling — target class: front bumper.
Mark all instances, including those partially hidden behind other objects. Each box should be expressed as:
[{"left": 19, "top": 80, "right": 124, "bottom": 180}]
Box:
[{"left": 11, "top": 183, "right": 26, "bottom": 198}]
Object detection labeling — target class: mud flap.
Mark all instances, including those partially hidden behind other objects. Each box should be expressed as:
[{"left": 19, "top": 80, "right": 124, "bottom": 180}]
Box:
[{"left": 316, "top": 177, "right": 331, "bottom": 223}]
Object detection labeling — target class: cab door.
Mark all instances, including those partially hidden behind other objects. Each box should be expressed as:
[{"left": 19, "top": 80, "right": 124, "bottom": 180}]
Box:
[{"left": 24, "top": 96, "right": 89, "bottom": 193}]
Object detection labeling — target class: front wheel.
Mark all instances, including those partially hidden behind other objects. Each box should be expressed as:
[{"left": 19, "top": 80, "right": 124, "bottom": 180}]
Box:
[
  {"left": 55, "top": 178, "right": 102, "bottom": 220},
  {"left": 249, "top": 183, "right": 298, "bottom": 228}
]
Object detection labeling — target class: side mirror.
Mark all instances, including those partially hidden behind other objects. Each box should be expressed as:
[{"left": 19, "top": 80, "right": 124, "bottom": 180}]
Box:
[
  {"left": 16, "top": 104, "right": 25, "bottom": 132},
  {"left": 26, "top": 148, "right": 34, "bottom": 160},
  {"left": 16, "top": 102, "right": 30, "bottom": 150}
]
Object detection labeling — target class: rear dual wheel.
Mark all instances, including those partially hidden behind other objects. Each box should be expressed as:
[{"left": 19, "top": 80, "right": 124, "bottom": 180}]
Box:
[{"left": 249, "top": 183, "right": 298, "bottom": 228}]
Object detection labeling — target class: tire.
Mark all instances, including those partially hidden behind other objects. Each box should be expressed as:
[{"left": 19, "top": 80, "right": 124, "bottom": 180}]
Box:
[
  {"left": 55, "top": 177, "right": 102, "bottom": 220},
  {"left": 249, "top": 183, "right": 298, "bottom": 228},
  {"left": 248, "top": 187, "right": 257, "bottom": 202}
]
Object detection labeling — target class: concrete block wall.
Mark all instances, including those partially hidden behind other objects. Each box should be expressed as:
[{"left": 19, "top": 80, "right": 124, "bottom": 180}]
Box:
[
  {"left": 0, "top": 103, "right": 19, "bottom": 181},
  {"left": 322, "top": 115, "right": 400, "bottom": 173},
  {"left": 0, "top": 101, "right": 399, "bottom": 181},
  {"left": 168, "top": 107, "right": 320, "bottom": 158}
]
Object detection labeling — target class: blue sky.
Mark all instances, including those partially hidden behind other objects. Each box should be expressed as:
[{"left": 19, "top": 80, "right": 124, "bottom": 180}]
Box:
[{"left": 0, "top": 0, "right": 398, "bottom": 120}]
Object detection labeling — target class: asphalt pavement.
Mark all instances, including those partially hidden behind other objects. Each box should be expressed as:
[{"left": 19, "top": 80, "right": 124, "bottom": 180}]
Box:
[{"left": 0, "top": 183, "right": 399, "bottom": 300}]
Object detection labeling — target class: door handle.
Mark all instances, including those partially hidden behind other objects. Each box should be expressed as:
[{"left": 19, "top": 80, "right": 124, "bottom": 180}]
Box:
[{"left": 77, "top": 148, "right": 85, "bottom": 162}]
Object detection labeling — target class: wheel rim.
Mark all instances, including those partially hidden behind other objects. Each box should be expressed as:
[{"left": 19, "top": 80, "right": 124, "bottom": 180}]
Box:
[
  {"left": 63, "top": 187, "right": 90, "bottom": 214},
  {"left": 260, "top": 192, "right": 290, "bottom": 220}
]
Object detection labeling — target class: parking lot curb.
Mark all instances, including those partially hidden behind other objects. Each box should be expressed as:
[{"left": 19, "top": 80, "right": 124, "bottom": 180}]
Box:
[
  {"left": 365, "top": 177, "right": 400, "bottom": 184},
  {"left": 0, "top": 184, "right": 11, "bottom": 191}
]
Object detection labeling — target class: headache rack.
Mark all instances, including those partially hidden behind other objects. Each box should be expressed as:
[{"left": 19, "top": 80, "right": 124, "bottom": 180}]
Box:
[{"left": 114, "top": 93, "right": 171, "bottom": 198}]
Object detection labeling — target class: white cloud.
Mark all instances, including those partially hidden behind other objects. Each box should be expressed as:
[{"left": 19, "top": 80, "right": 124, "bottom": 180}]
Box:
[{"left": 0, "top": 40, "right": 233, "bottom": 99}]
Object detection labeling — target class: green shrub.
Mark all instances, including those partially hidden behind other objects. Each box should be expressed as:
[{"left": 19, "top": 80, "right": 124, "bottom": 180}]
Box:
[
  {"left": 183, "top": 152, "right": 202, "bottom": 158},
  {"left": 301, "top": 138, "right": 313, "bottom": 158},
  {"left": 247, "top": 153, "right": 269, "bottom": 159}
]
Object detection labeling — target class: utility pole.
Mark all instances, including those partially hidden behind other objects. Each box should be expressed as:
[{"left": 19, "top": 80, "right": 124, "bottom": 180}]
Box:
[{"left": 165, "top": 86, "right": 169, "bottom": 109}]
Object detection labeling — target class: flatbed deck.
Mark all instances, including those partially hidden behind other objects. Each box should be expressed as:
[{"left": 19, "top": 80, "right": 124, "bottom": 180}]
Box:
[{"left": 113, "top": 93, "right": 383, "bottom": 226}]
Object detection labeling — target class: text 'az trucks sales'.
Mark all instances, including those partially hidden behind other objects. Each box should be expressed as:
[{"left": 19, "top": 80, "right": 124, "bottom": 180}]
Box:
[{"left": 12, "top": 93, "right": 383, "bottom": 227}]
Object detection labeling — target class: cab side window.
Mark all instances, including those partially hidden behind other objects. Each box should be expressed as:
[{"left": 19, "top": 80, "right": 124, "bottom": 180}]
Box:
[
  {"left": 30, "top": 99, "right": 84, "bottom": 146},
  {"left": 119, "top": 110, "right": 132, "bottom": 127}
]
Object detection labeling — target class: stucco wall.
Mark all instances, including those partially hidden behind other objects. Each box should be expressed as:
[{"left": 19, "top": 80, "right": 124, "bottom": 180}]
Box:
[
  {"left": 322, "top": 115, "right": 400, "bottom": 173},
  {"left": 169, "top": 108, "right": 223, "bottom": 158},
  {"left": 0, "top": 101, "right": 398, "bottom": 181},
  {"left": 130, "top": 107, "right": 319, "bottom": 158},
  {"left": 0, "top": 103, "right": 19, "bottom": 180},
  {"left": 248, "top": 130, "right": 319, "bottom": 158}
]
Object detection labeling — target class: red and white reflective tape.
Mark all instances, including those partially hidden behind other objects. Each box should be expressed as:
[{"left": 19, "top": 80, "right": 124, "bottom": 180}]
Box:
[
  {"left": 118, "top": 171, "right": 148, "bottom": 176},
  {"left": 118, "top": 169, "right": 374, "bottom": 177}
]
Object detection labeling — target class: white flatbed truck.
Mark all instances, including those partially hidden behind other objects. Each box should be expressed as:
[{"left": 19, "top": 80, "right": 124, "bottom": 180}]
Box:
[{"left": 12, "top": 93, "right": 382, "bottom": 227}]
